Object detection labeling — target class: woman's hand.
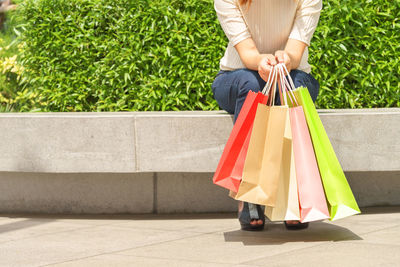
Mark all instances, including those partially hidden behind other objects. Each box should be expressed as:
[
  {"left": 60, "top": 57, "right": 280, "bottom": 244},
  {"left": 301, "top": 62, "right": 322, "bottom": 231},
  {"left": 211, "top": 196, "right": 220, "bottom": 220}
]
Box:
[
  {"left": 257, "top": 54, "right": 277, "bottom": 82},
  {"left": 275, "top": 50, "right": 292, "bottom": 73},
  {"left": 234, "top": 37, "right": 306, "bottom": 79}
]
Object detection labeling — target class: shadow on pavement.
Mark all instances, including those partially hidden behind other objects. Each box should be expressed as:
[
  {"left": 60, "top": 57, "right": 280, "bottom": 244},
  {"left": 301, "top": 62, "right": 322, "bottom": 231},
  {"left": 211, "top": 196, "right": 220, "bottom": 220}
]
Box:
[
  {"left": 223, "top": 221, "right": 363, "bottom": 245},
  {"left": 0, "top": 218, "right": 57, "bottom": 234},
  {"left": 0, "top": 213, "right": 237, "bottom": 221}
]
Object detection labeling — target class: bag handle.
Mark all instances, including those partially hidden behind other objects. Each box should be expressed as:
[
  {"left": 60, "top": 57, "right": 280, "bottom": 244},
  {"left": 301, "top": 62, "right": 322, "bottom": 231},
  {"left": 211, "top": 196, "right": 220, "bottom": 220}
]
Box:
[
  {"left": 261, "top": 65, "right": 276, "bottom": 95},
  {"left": 281, "top": 64, "right": 297, "bottom": 92},
  {"left": 261, "top": 65, "right": 290, "bottom": 106},
  {"left": 277, "top": 65, "right": 289, "bottom": 106},
  {"left": 269, "top": 68, "right": 278, "bottom": 106},
  {"left": 281, "top": 64, "right": 299, "bottom": 106},
  {"left": 277, "top": 64, "right": 298, "bottom": 106}
]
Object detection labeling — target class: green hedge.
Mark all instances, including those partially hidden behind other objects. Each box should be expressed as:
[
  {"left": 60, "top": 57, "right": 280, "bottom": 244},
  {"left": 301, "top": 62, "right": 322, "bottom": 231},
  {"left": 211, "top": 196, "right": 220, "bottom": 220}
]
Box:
[
  {"left": 1, "top": 0, "right": 399, "bottom": 111},
  {"left": 310, "top": 0, "right": 400, "bottom": 108},
  {"left": 13, "top": 0, "right": 224, "bottom": 111},
  {"left": 0, "top": 0, "right": 24, "bottom": 112}
]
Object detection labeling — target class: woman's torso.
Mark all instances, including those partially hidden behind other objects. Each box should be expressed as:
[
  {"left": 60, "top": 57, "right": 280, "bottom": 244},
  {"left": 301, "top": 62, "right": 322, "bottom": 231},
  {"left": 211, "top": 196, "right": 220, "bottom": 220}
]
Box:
[{"left": 219, "top": 0, "right": 312, "bottom": 73}]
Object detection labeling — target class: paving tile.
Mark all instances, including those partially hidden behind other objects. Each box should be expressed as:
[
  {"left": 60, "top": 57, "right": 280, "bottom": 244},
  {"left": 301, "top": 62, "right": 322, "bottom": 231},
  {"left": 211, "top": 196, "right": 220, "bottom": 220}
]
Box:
[
  {"left": 107, "top": 216, "right": 239, "bottom": 234},
  {"left": 313, "top": 214, "right": 400, "bottom": 235},
  {"left": 115, "top": 227, "right": 329, "bottom": 264},
  {"left": 358, "top": 225, "right": 400, "bottom": 246},
  {"left": 0, "top": 214, "right": 135, "bottom": 227},
  {"left": 0, "top": 218, "right": 89, "bottom": 244},
  {"left": 322, "top": 210, "right": 400, "bottom": 236},
  {"left": 0, "top": 214, "right": 239, "bottom": 234},
  {"left": 0, "top": 225, "right": 198, "bottom": 267},
  {"left": 47, "top": 254, "right": 253, "bottom": 267},
  {"left": 227, "top": 221, "right": 363, "bottom": 243},
  {"left": 243, "top": 242, "right": 400, "bottom": 267},
  {"left": 0, "top": 209, "right": 399, "bottom": 266}
]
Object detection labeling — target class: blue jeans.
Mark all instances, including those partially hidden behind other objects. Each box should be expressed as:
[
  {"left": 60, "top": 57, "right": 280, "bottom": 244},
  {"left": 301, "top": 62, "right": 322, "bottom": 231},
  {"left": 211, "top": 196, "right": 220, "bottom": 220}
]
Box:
[{"left": 211, "top": 68, "right": 320, "bottom": 123}]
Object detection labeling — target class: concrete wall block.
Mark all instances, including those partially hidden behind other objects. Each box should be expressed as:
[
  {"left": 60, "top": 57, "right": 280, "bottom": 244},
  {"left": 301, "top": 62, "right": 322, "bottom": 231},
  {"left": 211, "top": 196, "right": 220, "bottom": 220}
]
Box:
[
  {"left": 156, "top": 172, "right": 237, "bottom": 213},
  {"left": 0, "top": 109, "right": 398, "bottom": 173},
  {"left": 134, "top": 109, "right": 400, "bottom": 172},
  {"left": 0, "top": 114, "right": 136, "bottom": 173},
  {"left": 0, "top": 172, "right": 154, "bottom": 214},
  {"left": 0, "top": 171, "right": 398, "bottom": 214},
  {"left": 320, "top": 111, "right": 400, "bottom": 171},
  {"left": 346, "top": 171, "right": 400, "bottom": 207},
  {"left": 156, "top": 171, "right": 400, "bottom": 213},
  {"left": 135, "top": 113, "right": 232, "bottom": 172}
]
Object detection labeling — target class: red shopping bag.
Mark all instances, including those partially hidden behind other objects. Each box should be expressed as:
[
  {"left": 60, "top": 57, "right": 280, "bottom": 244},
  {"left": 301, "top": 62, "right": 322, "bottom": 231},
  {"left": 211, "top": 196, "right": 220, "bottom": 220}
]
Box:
[{"left": 213, "top": 90, "right": 269, "bottom": 192}]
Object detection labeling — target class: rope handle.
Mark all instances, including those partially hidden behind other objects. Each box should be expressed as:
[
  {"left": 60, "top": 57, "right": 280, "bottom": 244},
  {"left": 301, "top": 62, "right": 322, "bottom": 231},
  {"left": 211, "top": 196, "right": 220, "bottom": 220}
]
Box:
[{"left": 278, "top": 64, "right": 298, "bottom": 106}]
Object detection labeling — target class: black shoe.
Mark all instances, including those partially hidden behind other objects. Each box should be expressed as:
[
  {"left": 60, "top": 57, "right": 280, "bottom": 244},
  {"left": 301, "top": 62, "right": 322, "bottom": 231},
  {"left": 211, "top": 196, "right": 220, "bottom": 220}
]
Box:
[
  {"left": 284, "top": 221, "right": 309, "bottom": 230},
  {"left": 238, "top": 202, "right": 265, "bottom": 231}
]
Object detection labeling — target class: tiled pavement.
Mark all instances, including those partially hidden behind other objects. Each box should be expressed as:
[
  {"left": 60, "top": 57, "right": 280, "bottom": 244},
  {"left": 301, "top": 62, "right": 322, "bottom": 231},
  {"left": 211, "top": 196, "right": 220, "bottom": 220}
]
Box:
[{"left": 0, "top": 207, "right": 399, "bottom": 267}]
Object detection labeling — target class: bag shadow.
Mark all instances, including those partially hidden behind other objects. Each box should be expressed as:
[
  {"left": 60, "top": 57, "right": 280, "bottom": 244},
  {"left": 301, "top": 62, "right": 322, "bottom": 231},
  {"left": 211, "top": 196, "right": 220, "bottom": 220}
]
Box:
[{"left": 223, "top": 221, "right": 363, "bottom": 245}]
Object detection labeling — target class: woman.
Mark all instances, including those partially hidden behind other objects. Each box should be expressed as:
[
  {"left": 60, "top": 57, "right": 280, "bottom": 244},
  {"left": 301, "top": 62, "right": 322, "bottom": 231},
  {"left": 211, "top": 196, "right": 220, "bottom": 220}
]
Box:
[{"left": 212, "top": 0, "right": 322, "bottom": 231}]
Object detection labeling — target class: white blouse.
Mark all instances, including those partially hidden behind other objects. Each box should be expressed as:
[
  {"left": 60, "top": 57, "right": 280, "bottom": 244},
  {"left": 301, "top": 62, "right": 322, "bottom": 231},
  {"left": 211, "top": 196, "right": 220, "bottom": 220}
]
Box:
[{"left": 214, "top": 0, "right": 322, "bottom": 73}]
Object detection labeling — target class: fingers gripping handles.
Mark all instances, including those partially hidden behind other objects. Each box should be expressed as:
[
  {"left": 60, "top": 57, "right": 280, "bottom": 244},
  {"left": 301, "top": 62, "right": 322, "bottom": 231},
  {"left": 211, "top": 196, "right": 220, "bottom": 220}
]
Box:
[
  {"left": 260, "top": 63, "right": 298, "bottom": 106},
  {"left": 277, "top": 64, "right": 298, "bottom": 106},
  {"left": 261, "top": 66, "right": 278, "bottom": 105}
]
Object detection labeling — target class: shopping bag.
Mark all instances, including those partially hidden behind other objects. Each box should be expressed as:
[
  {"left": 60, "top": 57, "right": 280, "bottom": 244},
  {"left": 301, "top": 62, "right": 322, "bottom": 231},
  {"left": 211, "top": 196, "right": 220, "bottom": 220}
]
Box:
[
  {"left": 290, "top": 106, "right": 330, "bottom": 222},
  {"left": 265, "top": 110, "right": 300, "bottom": 221},
  {"left": 293, "top": 86, "right": 361, "bottom": 221},
  {"left": 234, "top": 68, "right": 288, "bottom": 206},
  {"left": 234, "top": 103, "right": 287, "bottom": 206},
  {"left": 213, "top": 90, "right": 268, "bottom": 192},
  {"left": 275, "top": 65, "right": 330, "bottom": 222}
]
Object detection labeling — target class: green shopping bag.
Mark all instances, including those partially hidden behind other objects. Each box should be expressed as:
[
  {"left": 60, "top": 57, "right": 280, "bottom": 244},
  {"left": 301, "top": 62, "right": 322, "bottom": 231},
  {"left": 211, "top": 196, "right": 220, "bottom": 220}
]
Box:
[{"left": 293, "top": 87, "right": 361, "bottom": 221}]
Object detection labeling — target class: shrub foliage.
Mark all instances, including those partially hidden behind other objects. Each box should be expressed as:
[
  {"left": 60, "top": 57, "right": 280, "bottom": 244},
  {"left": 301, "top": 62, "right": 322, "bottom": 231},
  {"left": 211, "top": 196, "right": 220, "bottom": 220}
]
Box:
[
  {"left": 2, "top": 0, "right": 400, "bottom": 111},
  {"left": 309, "top": 0, "right": 400, "bottom": 108}
]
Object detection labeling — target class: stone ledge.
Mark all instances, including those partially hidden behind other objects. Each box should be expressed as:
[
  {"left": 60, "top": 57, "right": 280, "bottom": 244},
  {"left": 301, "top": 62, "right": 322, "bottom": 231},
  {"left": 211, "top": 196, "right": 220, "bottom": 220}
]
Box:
[
  {"left": 0, "top": 171, "right": 399, "bottom": 214},
  {"left": 0, "top": 108, "right": 398, "bottom": 173}
]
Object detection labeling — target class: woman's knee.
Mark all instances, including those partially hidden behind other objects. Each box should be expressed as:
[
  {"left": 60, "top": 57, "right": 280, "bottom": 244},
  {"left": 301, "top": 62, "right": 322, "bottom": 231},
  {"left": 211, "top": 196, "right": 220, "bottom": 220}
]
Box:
[
  {"left": 211, "top": 69, "right": 264, "bottom": 114},
  {"left": 290, "top": 69, "right": 320, "bottom": 102},
  {"left": 238, "top": 78, "right": 262, "bottom": 97},
  {"left": 236, "top": 70, "right": 264, "bottom": 97},
  {"left": 211, "top": 75, "right": 235, "bottom": 114}
]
